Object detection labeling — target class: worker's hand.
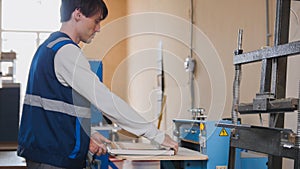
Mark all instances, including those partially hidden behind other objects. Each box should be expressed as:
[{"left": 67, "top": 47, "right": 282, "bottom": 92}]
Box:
[
  {"left": 161, "top": 134, "right": 179, "bottom": 155},
  {"left": 89, "top": 132, "right": 111, "bottom": 156}
]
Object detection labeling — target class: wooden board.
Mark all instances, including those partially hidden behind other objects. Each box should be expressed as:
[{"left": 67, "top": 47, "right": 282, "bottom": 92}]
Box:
[
  {"left": 112, "top": 147, "right": 208, "bottom": 161},
  {"left": 108, "top": 142, "right": 175, "bottom": 156}
]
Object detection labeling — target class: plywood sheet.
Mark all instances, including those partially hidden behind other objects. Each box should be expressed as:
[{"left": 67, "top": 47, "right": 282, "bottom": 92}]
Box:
[{"left": 112, "top": 146, "right": 208, "bottom": 161}]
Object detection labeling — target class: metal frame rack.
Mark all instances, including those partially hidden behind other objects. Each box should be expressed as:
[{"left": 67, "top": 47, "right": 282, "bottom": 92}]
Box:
[{"left": 217, "top": 0, "right": 300, "bottom": 168}]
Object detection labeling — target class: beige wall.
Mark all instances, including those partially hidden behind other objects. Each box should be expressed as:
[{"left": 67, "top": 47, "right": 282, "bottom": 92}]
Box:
[
  {"left": 84, "top": 1, "right": 299, "bottom": 167},
  {"left": 83, "top": 0, "right": 273, "bottom": 125}
]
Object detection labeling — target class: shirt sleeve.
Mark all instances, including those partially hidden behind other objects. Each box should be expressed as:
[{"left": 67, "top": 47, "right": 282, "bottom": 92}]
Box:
[{"left": 54, "top": 44, "right": 165, "bottom": 144}]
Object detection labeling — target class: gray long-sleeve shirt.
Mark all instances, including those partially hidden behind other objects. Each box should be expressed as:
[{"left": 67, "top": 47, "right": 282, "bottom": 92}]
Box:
[{"left": 54, "top": 44, "right": 165, "bottom": 144}]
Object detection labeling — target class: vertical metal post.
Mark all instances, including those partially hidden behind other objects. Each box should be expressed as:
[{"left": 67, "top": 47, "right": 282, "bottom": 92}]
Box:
[
  {"left": 229, "top": 29, "right": 243, "bottom": 169},
  {"left": 259, "top": 59, "right": 272, "bottom": 96},
  {"left": 295, "top": 81, "right": 300, "bottom": 169},
  {"left": 232, "top": 29, "right": 243, "bottom": 125},
  {"left": 258, "top": 0, "right": 272, "bottom": 126},
  {"left": 189, "top": 0, "right": 195, "bottom": 109},
  {"left": 266, "top": 0, "right": 271, "bottom": 46},
  {"left": 268, "top": 0, "right": 291, "bottom": 169}
]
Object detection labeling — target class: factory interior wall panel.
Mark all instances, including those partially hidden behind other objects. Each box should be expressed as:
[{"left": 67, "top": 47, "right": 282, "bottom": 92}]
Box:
[
  {"left": 82, "top": 0, "right": 129, "bottom": 90},
  {"left": 120, "top": 0, "right": 276, "bottom": 131}
]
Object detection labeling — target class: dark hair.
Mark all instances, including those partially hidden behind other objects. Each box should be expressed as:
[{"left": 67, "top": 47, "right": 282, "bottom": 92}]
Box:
[{"left": 60, "top": 0, "right": 108, "bottom": 22}]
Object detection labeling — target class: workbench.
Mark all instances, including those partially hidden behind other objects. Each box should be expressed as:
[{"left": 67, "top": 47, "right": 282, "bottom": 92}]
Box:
[
  {"left": 112, "top": 147, "right": 207, "bottom": 161},
  {"left": 0, "top": 148, "right": 207, "bottom": 169},
  {"left": 110, "top": 147, "right": 208, "bottom": 169}
]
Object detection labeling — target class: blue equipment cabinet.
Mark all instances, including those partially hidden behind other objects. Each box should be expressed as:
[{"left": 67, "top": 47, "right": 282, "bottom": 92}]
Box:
[
  {"left": 173, "top": 119, "right": 231, "bottom": 169},
  {"left": 172, "top": 119, "right": 267, "bottom": 169}
]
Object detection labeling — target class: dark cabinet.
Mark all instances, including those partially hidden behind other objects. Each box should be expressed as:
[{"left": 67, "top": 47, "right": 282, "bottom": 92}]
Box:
[{"left": 0, "top": 83, "right": 20, "bottom": 143}]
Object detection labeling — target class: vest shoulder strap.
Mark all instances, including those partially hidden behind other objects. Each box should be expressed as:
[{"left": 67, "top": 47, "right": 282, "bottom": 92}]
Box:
[{"left": 47, "top": 37, "right": 77, "bottom": 52}]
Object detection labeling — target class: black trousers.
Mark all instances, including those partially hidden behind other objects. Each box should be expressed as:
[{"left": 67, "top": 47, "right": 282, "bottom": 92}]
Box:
[{"left": 26, "top": 160, "right": 67, "bottom": 169}]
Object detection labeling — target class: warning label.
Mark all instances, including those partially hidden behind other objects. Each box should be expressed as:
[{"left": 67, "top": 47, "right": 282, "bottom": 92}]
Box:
[
  {"left": 219, "top": 128, "right": 229, "bottom": 136},
  {"left": 200, "top": 123, "right": 205, "bottom": 131}
]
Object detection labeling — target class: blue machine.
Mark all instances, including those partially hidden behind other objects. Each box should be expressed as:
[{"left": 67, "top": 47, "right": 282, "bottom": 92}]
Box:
[
  {"left": 89, "top": 61, "right": 104, "bottom": 126},
  {"left": 172, "top": 119, "right": 268, "bottom": 169},
  {"left": 173, "top": 119, "right": 231, "bottom": 169}
]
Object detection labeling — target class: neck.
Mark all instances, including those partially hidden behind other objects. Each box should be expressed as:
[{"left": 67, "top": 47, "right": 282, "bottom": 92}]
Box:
[{"left": 60, "top": 22, "right": 80, "bottom": 44}]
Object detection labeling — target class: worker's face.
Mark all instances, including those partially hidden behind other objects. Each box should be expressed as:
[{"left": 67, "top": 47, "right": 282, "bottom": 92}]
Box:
[{"left": 77, "top": 11, "right": 102, "bottom": 44}]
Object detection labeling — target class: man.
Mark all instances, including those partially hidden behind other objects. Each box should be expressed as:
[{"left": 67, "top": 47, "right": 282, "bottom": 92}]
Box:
[{"left": 17, "top": 0, "right": 178, "bottom": 168}]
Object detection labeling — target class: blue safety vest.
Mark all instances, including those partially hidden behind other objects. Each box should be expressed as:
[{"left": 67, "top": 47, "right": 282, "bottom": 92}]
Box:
[{"left": 18, "top": 32, "right": 91, "bottom": 169}]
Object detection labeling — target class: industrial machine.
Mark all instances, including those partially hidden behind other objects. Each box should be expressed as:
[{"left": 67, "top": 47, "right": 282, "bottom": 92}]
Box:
[
  {"left": 173, "top": 118, "right": 231, "bottom": 169},
  {"left": 217, "top": 0, "right": 300, "bottom": 169},
  {"left": 173, "top": 108, "right": 267, "bottom": 169}
]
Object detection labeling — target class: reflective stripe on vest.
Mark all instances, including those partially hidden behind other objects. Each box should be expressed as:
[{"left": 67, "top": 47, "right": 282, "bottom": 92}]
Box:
[
  {"left": 47, "top": 37, "right": 73, "bottom": 50},
  {"left": 24, "top": 94, "right": 91, "bottom": 118}
]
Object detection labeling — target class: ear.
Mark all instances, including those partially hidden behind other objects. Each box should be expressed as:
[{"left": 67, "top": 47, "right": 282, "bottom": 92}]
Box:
[{"left": 73, "top": 8, "right": 82, "bottom": 22}]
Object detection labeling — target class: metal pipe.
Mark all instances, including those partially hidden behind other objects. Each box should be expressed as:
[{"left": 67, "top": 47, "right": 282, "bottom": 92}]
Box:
[
  {"left": 296, "top": 80, "right": 300, "bottom": 148},
  {"left": 189, "top": 0, "right": 195, "bottom": 109},
  {"left": 231, "top": 65, "right": 241, "bottom": 125},
  {"left": 262, "top": 0, "right": 271, "bottom": 124},
  {"left": 232, "top": 29, "right": 243, "bottom": 125},
  {"left": 189, "top": 0, "right": 194, "bottom": 59},
  {"left": 237, "top": 29, "right": 243, "bottom": 50},
  {"left": 266, "top": 0, "right": 271, "bottom": 46}
]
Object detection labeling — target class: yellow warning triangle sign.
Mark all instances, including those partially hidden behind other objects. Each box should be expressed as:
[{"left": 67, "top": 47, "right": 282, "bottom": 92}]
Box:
[{"left": 219, "top": 128, "right": 229, "bottom": 136}]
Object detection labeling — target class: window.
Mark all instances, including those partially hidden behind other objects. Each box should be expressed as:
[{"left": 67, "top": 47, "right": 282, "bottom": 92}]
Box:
[
  {"left": 1, "top": 0, "right": 61, "bottom": 100},
  {"left": 1, "top": 0, "right": 61, "bottom": 112}
]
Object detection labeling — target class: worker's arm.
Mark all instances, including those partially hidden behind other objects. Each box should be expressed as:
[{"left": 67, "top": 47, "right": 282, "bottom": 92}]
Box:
[
  {"left": 162, "top": 134, "right": 178, "bottom": 154},
  {"left": 54, "top": 44, "right": 171, "bottom": 146},
  {"left": 89, "top": 132, "right": 111, "bottom": 156}
]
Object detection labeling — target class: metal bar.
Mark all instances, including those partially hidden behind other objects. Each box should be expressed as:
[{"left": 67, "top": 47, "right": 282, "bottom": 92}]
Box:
[
  {"left": 297, "top": 81, "right": 300, "bottom": 148},
  {"left": 296, "top": 81, "right": 300, "bottom": 169},
  {"left": 216, "top": 123, "right": 250, "bottom": 129},
  {"left": 228, "top": 146, "right": 236, "bottom": 169},
  {"left": 238, "top": 98, "right": 298, "bottom": 114},
  {"left": 268, "top": 0, "right": 291, "bottom": 168},
  {"left": 233, "top": 40, "right": 300, "bottom": 65},
  {"left": 216, "top": 123, "right": 292, "bottom": 132},
  {"left": 232, "top": 29, "right": 243, "bottom": 125},
  {"left": 266, "top": 0, "right": 271, "bottom": 46},
  {"left": 218, "top": 123, "right": 299, "bottom": 160},
  {"left": 228, "top": 126, "right": 296, "bottom": 158},
  {"left": 228, "top": 29, "right": 243, "bottom": 169},
  {"left": 260, "top": 59, "right": 272, "bottom": 93}
]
